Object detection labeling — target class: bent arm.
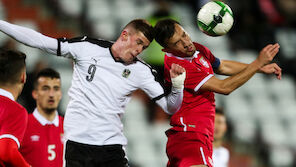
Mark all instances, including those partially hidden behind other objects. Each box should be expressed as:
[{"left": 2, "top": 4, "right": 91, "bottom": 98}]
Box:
[
  {"left": 215, "top": 60, "right": 248, "bottom": 76},
  {"left": 0, "top": 20, "right": 57, "bottom": 54},
  {"left": 0, "top": 138, "right": 30, "bottom": 167},
  {"left": 201, "top": 60, "right": 261, "bottom": 95}
]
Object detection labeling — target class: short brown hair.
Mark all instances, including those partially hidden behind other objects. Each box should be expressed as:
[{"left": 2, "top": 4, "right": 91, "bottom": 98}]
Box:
[
  {"left": 0, "top": 49, "right": 26, "bottom": 85},
  {"left": 154, "top": 19, "right": 180, "bottom": 48},
  {"left": 124, "top": 19, "right": 155, "bottom": 42}
]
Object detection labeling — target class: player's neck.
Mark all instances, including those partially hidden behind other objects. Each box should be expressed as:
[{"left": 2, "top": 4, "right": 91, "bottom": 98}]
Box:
[
  {"left": 110, "top": 42, "right": 121, "bottom": 61},
  {"left": 0, "top": 84, "right": 22, "bottom": 100},
  {"left": 213, "top": 139, "right": 223, "bottom": 148},
  {"left": 36, "top": 106, "right": 57, "bottom": 122}
]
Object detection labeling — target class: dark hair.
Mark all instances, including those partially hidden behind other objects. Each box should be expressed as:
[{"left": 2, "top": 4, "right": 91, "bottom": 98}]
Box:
[
  {"left": 0, "top": 49, "right": 26, "bottom": 85},
  {"left": 216, "top": 107, "right": 225, "bottom": 115},
  {"left": 124, "top": 19, "right": 155, "bottom": 42},
  {"left": 154, "top": 19, "right": 180, "bottom": 48},
  {"left": 33, "top": 68, "right": 60, "bottom": 89}
]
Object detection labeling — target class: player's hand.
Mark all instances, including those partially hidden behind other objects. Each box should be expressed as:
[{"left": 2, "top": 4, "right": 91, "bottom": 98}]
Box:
[
  {"left": 170, "top": 64, "right": 186, "bottom": 89},
  {"left": 257, "top": 43, "right": 280, "bottom": 66},
  {"left": 259, "top": 63, "right": 282, "bottom": 80}
]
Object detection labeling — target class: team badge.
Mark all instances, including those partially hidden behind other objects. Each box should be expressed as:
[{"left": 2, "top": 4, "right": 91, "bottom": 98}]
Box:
[
  {"left": 199, "top": 56, "right": 209, "bottom": 68},
  {"left": 122, "top": 69, "right": 131, "bottom": 78}
]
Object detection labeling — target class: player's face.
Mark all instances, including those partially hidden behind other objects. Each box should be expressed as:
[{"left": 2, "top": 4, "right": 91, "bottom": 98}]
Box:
[
  {"left": 166, "top": 24, "right": 196, "bottom": 57},
  {"left": 120, "top": 31, "right": 150, "bottom": 64},
  {"left": 214, "top": 113, "right": 227, "bottom": 141},
  {"left": 33, "top": 77, "right": 62, "bottom": 113}
]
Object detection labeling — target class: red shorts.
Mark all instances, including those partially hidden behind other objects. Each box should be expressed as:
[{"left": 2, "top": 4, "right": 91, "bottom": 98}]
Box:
[{"left": 166, "top": 130, "right": 213, "bottom": 167}]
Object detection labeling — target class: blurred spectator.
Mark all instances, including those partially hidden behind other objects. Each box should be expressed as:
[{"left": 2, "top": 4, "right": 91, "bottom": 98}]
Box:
[{"left": 213, "top": 107, "right": 230, "bottom": 167}]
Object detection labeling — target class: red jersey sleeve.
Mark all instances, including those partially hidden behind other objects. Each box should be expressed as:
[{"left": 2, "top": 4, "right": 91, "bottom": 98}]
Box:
[{"left": 0, "top": 99, "right": 28, "bottom": 148}]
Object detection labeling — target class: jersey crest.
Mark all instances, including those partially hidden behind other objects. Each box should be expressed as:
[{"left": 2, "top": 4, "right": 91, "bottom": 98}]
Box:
[
  {"left": 199, "top": 56, "right": 209, "bottom": 68},
  {"left": 122, "top": 69, "right": 131, "bottom": 78}
]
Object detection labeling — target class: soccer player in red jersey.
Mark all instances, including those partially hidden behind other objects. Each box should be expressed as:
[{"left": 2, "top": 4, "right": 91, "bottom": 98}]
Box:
[
  {"left": 20, "top": 68, "right": 64, "bottom": 167},
  {"left": 0, "top": 50, "right": 30, "bottom": 167},
  {"left": 154, "top": 19, "right": 282, "bottom": 167}
]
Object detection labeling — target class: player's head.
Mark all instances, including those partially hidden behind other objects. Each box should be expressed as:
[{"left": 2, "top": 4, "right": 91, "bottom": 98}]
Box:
[
  {"left": 116, "top": 19, "right": 154, "bottom": 63},
  {"left": 154, "top": 19, "right": 196, "bottom": 57},
  {"left": 0, "top": 49, "right": 26, "bottom": 96},
  {"left": 32, "top": 68, "right": 62, "bottom": 113},
  {"left": 214, "top": 107, "right": 227, "bottom": 141}
]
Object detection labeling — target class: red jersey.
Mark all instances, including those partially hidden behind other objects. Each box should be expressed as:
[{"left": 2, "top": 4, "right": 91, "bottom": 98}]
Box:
[
  {"left": 164, "top": 42, "right": 219, "bottom": 142},
  {"left": 20, "top": 109, "right": 64, "bottom": 167},
  {"left": 0, "top": 94, "right": 28, "bottom": 148}
]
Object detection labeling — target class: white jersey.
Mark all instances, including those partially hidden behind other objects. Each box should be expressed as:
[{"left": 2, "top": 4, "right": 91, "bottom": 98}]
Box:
[
  {"left": 213, "top": 146, "right": 230, "bottom": 167},
  {"left": 58, "top": 37, "right": 167, "bottom": 145},
  {"left": 0, "top": 20, "right": 183, "bottom": 146}
]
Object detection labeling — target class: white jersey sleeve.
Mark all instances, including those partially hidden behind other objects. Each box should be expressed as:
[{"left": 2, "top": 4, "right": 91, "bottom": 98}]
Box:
[
  {"left": 0, "top": 20, "right": 82, "bottom": 59},
  {"left": 0, "top": 20, "right": 58, "bottom": 54}
]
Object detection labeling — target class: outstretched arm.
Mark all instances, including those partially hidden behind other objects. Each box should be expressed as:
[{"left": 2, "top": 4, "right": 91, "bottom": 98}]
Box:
[
  {"left": 202, "top": 43, "right": 280, "bottom": 95},
  {"left": 0, "top": 20, "right": 57, "bottom": 54}
]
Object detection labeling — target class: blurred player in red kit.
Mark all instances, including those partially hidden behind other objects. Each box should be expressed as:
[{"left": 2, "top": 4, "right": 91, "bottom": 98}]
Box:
[
  {"left": 20, "top": 68, "right": 64, "bottom": 167},
  {"left": 154, "top": 19, "right": 281, "bottom": 167},
  {"left": 0, "top": 49, "right": 30, "bottom": 167}
]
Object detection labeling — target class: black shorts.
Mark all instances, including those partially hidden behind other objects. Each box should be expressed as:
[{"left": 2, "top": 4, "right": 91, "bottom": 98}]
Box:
[{"left": 65, "top": 140, "right": 129, "bottom": 167}]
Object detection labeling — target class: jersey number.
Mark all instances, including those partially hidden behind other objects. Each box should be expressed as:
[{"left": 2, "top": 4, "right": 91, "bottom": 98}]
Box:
[
  {"left": 86, "top": 64, "right": 97, "bottom": 82},
  {"left": 48, "top": 144, "right": 56, "bottom": 161}
]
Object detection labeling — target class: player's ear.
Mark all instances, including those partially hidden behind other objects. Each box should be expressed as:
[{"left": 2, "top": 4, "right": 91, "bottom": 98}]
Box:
[
  {"left": 121, "top": 30, "right": 128, "bottom": 41},
  {"left": 20, "top": 70, "right": 26, "bottom": 84},
  {"left": 32, "top": 90, "right": 38, "bottom": 100}
]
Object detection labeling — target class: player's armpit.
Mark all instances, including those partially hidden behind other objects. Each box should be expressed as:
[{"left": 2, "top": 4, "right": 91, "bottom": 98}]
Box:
[{"left": 0, "top": 138, "right": 30, "bottom": 167}]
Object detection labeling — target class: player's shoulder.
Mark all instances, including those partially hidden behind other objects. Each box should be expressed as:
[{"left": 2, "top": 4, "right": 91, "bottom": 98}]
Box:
[
  {"left": 133, "top": 58, "right": 158, "bottom": 78},
  {"left": 134, "top": 58, "right": 154, "bottom": 71},
  {"left": 60, "top": 36, "right": 113, "bottom": 48},
  {"left": 0, "top": 96, "right": 26, "bottom": 112}
]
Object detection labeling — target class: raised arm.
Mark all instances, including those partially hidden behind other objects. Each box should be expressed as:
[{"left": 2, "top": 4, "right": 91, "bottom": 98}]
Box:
[
  {"left": 155, "top": 64, "right": 186, "bottom": 115},
  {"left": 0, "top": 20, "right": 57, "bottom": 54},
  {"left": 215, "top": 59, "right": 281, "bottom": 80},
  {"left": 215, "top": 60, "right": 247, "bottom": 76},
  {"left": 202, "top": 43, "right": 280, "bottom": 95}
]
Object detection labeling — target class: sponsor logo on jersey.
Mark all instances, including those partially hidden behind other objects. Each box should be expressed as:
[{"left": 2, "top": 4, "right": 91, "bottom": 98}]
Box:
[
  {"left": 199, "top": 56, "right": 209, "bottom": 68},
  {"left": 31, "top": 135, "right": 40, "bottom": 142},
  {"left": 122, "top": 69, "right": 131, "bottom": 78}
]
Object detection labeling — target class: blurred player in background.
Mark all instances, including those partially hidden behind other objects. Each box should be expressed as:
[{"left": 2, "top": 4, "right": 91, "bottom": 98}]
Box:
[
  {"left": 154, "top": 19, "right": 281, "bottom": 167},
  {"left": 20, "top": 68, "right": 64, "bottom": 167},
  {"left": 0, "top": 19, "right": 186, "bottom": 167},
  {"left": 213, "top": 108, "right": 229, "bottom": 167},
  {"left": 0, "top": 49, "right": 30, "bottom": 167}
]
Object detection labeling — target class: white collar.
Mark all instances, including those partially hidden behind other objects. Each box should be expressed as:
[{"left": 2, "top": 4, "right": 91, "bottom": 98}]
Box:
[
  {"left": 33, "top": 108, "right": 59, "bottom": 127},
  {"left": 0, "top": 88, "right": 15, "bottom": 101},
  {"left": 166, "top": 51, "right": 199, "bottom": 62}
]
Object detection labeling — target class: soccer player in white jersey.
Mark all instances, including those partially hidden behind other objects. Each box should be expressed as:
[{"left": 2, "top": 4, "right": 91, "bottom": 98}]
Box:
[
  {"left": 0, "top": 19, "right": 186, "bottom": 167},
  {"left": 213, "top": 108, "right": 229, "bottom": 167}
]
